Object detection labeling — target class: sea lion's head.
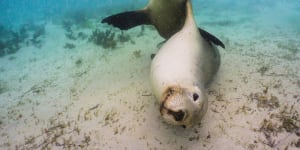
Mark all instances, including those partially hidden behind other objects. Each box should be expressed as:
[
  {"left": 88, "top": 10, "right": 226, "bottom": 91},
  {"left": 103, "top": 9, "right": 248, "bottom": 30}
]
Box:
[{"left": 160, "top": 86, "right": 208, "bottom": 128}]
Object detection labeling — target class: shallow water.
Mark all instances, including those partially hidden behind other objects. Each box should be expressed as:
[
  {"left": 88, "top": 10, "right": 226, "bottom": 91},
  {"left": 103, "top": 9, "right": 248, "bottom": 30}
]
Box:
[{"left": 0, "top": 0, "right": 300, "bottom": 149}]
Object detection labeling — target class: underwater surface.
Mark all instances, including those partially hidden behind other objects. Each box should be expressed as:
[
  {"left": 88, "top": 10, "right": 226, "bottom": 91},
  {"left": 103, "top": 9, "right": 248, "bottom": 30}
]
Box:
[{"left": 0, "top": 0, "right": 299, "bottom": 149}]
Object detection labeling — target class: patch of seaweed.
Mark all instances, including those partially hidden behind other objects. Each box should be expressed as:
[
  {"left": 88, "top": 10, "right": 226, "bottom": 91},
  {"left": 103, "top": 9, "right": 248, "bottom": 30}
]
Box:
[
  {"left": 61, "top": 19, "right": 74, "bottom": 33},
  {"left": 75, "top": 59, "right": 83, "bottom": 67},
  {"left": 133, "top": 50, "right": 142, "bottom": 58},
  {"left": 276, "top": 105, "right": 299, "bottom": 133},
  {"left": 62, "top": 19, "right": 89, "bottom": 42},
  {"left": 0, "top": 29, "right": 22, "bottom": 56},
  {"left": 88, "top": 28, "right": 133, "bottom": 49},
  {"left": 16, "top": 121, "right": 91, "bottom": 149},
  {"left": 13, "top": 102, "right": 106, "bottom": 149},
  {"left": 0, "top": 23, "right": 46, "bottom": 57},
  {"left": 61, "top": 19, "right": 76, "bottom": 41},
  {"left": 65, "top": 32, "right": 77, "bottom": 40},
  {"left": 249, "top": 87, "right": 280, "bottom": 110},
  {"left": 257, "top": 65, "right": 270, "bottom": 76},
  {"left": 64, "top": 43, "right": 76, "bottom": 49},
  {"left": 31, "top": 25, "right": 45, "bottom": 48},
  {"left": 88, "top": 29, "right": 117, "bottom": 49},
  {"left": 256, "top": 104, "right": 300, "bottom": 148},
  {"left": 118, "top": 32, "right": 131, "bottom": 43},
  {"left": 77, "top": 32, "right": 88, "bottom": 40},
  {"left": 257, "top": 119, "right": 280, "bottom": 147},
  {"left": 64, "top": 30, "right": 88, "bottom": 41},
  {"left": 18, "top": 23, "right": 46, "bottom": 48}
]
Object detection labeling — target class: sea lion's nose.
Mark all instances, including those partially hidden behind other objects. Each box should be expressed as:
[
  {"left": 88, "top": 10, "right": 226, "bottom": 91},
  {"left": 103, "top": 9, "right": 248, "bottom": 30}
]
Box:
[{"left": 168, "top": 110, "right": 185, "bottom": 121}]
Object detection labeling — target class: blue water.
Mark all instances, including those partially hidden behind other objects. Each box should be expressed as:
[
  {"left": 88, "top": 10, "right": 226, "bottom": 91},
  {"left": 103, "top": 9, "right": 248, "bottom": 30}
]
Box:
[
  {"left": 1, "top": 0, "right": 299, "bottom": 30},
  {"left": 0, "top": 0, "right": 299, "bottom": 52},
  {"left": 0, "top": 0, "right": 146, "bottom": 28}
]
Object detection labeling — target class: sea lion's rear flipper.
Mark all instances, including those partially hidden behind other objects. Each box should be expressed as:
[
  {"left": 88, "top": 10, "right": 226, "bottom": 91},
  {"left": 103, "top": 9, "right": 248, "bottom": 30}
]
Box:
[
  {"left": 199, "top": 28, "right": 225, "bottom": 49},
  {"left": 101, "top": 10, "right": 151, "bottom": 30}
]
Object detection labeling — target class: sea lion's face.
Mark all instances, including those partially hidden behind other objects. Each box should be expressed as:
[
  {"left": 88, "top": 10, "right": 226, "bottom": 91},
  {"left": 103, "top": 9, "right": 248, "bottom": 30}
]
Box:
[{"left": 160, "top": 86, "right": 208, "bottom": 128}]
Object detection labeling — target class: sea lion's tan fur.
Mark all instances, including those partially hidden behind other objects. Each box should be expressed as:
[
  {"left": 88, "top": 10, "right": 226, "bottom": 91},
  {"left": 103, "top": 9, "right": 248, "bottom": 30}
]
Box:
[
  {"left": 145, "top": 0, "right": 186, "bottom": 39},
  {"left": 150, "top": 0, "right": 220, "bottom": 127}
]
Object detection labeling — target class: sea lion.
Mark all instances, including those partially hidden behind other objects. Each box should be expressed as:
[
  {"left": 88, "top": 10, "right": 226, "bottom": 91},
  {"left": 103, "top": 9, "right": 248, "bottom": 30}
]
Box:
[
  {"left": 101, "top": 0, "right": 225, "bottom": 48},
  {"left": 150, "top": 0, "right": 220, "bottom": 128}
]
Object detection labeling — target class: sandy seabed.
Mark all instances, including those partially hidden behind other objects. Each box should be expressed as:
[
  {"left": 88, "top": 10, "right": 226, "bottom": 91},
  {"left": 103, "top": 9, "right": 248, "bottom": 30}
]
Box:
[{"left": 0, "top": 12, "right": 300, "bottom": 150}]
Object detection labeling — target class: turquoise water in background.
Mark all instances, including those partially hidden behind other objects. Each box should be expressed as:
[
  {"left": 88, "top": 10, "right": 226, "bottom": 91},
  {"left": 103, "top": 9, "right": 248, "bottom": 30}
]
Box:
[
  {"left": 0, "top": 0, "right": 299, "bottom": 55},
  {"left": 1, "top": 0, "right": 299, "bottom": 58},
  {"left": 1, "top": 0, "right": 299, "bottom": 31},
  {"left": 0, "top": 0, "right": 146, "bottom": 28}
]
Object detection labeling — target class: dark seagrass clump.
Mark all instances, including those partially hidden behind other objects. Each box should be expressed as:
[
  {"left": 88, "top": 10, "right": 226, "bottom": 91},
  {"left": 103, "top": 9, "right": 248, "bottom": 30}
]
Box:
[
  {"left": 31, "top": 24, "right": 46, "bottom": 48},
  {"left": 117, "top": 32, "right": 131, "bottom": 43},
  {"left": 64, "top": 43, "right": 76, "bottom": 49},
  {"left": 77, "top": 32, "right": 88, "bottom": 40},
  {"left": 88, "top": 29, "right": 117, "bottom": 49},
  {"left": 62, "top": 19, "right": 73, "bottom": 33},
  {"left": 0, "top": 23, "right": 46, "bottom": 57},
  {"left": 0, "top": 29, "right": 22, "bottom": 57}
]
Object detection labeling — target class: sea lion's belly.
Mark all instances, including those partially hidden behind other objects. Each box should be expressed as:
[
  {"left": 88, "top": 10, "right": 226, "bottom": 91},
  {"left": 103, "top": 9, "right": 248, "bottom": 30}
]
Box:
[{"left": 151, "top": 32, "right": 220, "bottom": 100}]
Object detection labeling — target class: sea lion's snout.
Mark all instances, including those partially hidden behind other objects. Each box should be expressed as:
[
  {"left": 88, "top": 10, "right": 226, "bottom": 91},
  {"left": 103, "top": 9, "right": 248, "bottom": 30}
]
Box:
[
  {"left": 159, "top": 86, "right": 208, "bottom": 127},
  {"left": 167, "top": 109, "right": 186, "bottom": 121}
]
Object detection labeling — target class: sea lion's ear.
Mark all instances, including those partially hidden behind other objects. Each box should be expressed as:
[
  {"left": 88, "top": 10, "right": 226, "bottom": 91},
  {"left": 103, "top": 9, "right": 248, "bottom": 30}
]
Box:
[{"left": 101, "top": 10, "right": 151, "bottom": 30}]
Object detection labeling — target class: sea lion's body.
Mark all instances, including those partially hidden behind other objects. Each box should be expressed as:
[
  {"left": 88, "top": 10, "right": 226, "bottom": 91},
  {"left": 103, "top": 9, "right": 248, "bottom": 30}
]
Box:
[
  {"left": 102, "top": 0, "right": 221, "bottom": 127},
  {"left": 150, "top": 0, "right": 220, "bottom": 127},
  {"left": 102, "top": 0, "right": 225, "bottom": 48},
  {"left": 147, "top": 0, "right": 186, "bottom": 39}
]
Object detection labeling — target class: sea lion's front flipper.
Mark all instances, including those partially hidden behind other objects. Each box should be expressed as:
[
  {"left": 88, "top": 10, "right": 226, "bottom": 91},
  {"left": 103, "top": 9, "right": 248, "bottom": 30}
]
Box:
[
  {"left": 101, "top": 10, "right": 151, "bottom": 30},
  {"left": 199, "top": 28, "right": 225, "bottom": 49}
]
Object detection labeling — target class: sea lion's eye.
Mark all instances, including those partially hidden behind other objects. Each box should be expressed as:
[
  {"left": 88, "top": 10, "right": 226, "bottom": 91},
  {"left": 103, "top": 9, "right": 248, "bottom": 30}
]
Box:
[{"left": 193, "top": 93, "right": 199, "bottom": 101}]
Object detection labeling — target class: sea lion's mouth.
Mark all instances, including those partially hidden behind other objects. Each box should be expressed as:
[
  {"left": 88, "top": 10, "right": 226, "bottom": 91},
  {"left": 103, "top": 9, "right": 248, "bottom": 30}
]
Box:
[
  {"left": 167, "top": 109, "right": 185, "bottom": 121},
  {"left": 160, "top": 101, "right": 187, "bottom": 122}
]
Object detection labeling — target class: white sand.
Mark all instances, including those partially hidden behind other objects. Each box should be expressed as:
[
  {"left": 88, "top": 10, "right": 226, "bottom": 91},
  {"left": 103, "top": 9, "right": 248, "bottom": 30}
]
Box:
[{"left": 0, "top": 14, "right": 299, "bottom": 150}]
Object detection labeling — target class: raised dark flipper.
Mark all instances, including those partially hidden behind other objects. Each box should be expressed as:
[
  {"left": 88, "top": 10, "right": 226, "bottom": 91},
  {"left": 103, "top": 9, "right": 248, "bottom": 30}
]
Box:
[
  {"left": 102, "top": 11, "right": 225, "bottom": 49},
  {"left": 101, "top": 10, "right": 151, "bottom": 30},
  {"left": 199, "top": 28, "right": 225, "bottom": 49}
]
